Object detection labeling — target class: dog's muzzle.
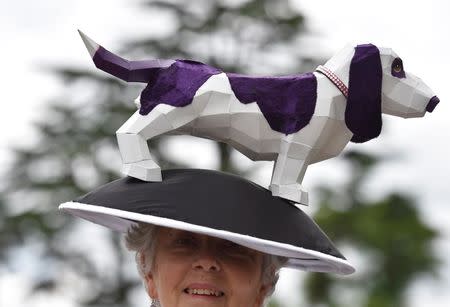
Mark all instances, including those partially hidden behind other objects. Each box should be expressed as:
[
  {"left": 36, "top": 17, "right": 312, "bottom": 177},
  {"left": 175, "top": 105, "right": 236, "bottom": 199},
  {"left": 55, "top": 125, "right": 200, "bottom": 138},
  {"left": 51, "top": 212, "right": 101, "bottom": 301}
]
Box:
[{"left": 426, "top": 96, "right": 440, "bottom": 113}]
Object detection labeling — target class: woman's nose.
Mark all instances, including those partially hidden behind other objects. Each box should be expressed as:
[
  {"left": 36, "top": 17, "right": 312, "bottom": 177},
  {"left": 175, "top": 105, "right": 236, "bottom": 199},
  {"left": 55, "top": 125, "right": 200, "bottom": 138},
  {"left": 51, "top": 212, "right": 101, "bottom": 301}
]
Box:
[{"left": 192, "top": 250, "right": 221, "bottom": 272}]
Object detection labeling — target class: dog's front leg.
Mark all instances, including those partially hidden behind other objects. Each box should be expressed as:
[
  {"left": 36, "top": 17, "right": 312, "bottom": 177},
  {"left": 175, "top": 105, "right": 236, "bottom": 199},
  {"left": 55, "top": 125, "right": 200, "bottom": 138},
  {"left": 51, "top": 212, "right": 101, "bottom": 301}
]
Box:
[
  {"left": 116, "top": 110, "right": 168, "bottom": 181},
  {"left": 269, "top": 140, "right": 312, "bottom": 205}
]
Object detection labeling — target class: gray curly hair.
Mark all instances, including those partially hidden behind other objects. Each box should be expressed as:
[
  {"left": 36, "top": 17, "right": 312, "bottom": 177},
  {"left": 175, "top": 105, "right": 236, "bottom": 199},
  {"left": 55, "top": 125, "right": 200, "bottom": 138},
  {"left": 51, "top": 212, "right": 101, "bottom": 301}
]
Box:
[{"left": 124, "top": 222, "right": 287, "bottom": 306}]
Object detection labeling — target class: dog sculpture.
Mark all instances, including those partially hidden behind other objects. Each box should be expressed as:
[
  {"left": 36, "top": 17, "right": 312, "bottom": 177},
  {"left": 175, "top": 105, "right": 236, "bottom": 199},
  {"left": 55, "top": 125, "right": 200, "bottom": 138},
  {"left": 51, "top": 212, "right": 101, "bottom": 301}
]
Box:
[{"left": 79, "top": 31, "right": 439, "bottom": 205}]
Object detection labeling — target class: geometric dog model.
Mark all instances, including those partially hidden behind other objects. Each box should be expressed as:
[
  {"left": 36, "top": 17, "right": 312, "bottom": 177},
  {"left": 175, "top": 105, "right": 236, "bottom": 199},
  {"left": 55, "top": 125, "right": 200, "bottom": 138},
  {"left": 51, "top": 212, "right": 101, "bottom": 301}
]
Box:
[{"left": 79, "top": 31, "right": 439, "bottom": 205}]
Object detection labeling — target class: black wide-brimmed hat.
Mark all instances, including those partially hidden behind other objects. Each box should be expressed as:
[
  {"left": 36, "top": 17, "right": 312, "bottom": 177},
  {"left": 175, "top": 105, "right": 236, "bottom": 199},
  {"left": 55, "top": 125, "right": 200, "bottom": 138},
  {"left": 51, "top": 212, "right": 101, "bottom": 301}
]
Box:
[{"left": 59, "top": 169, "right": 354, "bottom": 275}]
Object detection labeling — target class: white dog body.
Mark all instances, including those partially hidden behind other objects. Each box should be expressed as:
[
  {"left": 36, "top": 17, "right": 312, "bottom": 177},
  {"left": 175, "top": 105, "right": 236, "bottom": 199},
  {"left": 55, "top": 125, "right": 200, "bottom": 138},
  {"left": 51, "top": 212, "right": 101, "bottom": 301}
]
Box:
[
  {"left": 80, "top": 31, "right": 438, "bottom": 205},
  {"left": 117, "top": 59, "right": 353, "bottom": 205}
]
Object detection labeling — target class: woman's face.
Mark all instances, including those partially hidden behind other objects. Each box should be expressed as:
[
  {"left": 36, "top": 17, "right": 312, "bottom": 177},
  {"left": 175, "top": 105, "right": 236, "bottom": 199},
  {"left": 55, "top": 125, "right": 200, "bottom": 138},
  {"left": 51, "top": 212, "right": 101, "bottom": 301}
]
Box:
[{"left": 145, "top": 227, "right": 268, "bottom": 307}]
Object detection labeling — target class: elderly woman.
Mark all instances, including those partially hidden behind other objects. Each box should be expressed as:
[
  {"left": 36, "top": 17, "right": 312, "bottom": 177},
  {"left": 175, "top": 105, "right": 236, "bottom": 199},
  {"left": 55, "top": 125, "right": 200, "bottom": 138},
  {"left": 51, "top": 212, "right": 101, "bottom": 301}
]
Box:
[
  {"left": 60, "top": 169, "right": 354, "bottom": 307},
  {"left": 126, "top": 223, "right": 286, "bottom": 307}
]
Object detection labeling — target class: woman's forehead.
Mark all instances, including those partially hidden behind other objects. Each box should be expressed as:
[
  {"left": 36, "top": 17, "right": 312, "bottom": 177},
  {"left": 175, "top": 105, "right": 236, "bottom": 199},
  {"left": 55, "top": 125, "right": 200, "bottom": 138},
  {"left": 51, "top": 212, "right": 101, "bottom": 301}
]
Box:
[{"left": 159, "top": 227, "right": 227, "bottom": 241}]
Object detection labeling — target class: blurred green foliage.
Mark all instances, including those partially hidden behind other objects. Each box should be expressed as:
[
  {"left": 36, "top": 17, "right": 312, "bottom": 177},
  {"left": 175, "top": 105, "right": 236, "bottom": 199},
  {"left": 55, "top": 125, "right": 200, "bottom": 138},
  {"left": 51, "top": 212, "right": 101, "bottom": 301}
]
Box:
[{"left": 305, "top": 151, "right": 439, "bottom": 307}]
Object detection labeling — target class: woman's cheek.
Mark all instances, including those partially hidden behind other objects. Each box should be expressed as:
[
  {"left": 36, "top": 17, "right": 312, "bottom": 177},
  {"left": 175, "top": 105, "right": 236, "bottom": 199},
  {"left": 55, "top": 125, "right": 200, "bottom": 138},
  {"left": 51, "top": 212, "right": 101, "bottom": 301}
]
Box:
[
  {"left": 222, "top": 255, "right": 263, "bottom": 283},
  {"left": 222, "top": 253, "right": 260, "bottom": 269}
]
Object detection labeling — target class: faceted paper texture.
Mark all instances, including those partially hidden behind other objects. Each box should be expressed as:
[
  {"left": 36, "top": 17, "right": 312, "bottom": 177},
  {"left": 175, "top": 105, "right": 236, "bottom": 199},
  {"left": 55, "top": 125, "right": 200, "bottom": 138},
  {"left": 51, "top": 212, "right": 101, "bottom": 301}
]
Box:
[{"left": 79, "top": 31, "right": 439, "bottom": 205}]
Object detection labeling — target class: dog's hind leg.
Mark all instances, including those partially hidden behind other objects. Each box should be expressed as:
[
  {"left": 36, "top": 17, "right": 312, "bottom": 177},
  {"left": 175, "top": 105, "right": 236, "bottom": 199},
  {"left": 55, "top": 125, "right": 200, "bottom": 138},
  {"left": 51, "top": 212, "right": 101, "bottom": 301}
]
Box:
[
  {"left": 269, "top": 140, "right": 312, "bottom": 205},
  {"left": 116, "top": 99, "right": 205, "bottom": 181}
]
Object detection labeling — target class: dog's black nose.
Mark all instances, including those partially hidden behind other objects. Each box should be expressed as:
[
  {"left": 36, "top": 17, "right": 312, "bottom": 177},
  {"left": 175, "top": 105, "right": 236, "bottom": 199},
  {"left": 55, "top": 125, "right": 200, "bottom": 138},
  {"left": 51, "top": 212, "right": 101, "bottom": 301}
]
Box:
[{"left": 426, "top": 95, "right": 440, "bottom": 113}]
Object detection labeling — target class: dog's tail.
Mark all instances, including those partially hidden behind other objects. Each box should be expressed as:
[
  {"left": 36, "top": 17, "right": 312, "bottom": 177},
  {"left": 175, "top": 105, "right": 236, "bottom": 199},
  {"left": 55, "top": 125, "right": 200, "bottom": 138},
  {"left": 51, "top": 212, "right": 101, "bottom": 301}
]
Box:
[{"left": 78, "top": 30, "right": 175, "bottom": 83}]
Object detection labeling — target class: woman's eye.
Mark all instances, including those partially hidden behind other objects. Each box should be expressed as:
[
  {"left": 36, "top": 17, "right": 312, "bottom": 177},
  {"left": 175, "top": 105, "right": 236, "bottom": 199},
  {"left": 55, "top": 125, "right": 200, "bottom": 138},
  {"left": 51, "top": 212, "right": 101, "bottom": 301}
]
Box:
[
  {"left": 222, "top": 241, "right": 248, "bottom": 254},
  {"left": 173, "top": 236, "right": 196, "bottom": 247}
]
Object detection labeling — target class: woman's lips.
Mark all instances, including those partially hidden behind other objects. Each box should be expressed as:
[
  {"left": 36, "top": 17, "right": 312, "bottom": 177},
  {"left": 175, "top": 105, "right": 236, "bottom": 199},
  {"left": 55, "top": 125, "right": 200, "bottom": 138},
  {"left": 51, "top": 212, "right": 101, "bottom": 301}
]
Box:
[{"left": 183, "top": 283, "right": 225, "bottom": 297}]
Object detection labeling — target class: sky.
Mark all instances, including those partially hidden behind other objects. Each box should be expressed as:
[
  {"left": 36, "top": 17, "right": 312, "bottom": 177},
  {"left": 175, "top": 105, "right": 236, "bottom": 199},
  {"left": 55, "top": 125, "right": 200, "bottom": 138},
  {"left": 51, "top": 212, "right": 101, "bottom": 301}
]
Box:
[{"left": 0, "top": 0, "right": 449, "bottom": 306}]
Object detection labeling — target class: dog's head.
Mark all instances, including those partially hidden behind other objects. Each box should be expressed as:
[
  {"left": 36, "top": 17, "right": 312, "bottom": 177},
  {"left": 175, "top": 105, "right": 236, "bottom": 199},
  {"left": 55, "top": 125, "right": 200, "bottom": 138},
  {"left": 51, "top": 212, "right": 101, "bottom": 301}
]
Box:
[{"left": 345, "top": 44, "right": 439, "bottom": 143}]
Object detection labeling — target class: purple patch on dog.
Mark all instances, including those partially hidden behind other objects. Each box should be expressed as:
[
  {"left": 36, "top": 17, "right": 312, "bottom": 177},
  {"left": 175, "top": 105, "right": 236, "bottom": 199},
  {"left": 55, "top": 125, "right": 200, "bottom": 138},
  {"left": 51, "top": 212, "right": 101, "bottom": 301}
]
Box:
[
  {"left": 227, "top": 72, "right": 317, "bottom": 135},
  {"left": 139, "top": 60, "right": 221, "bottom": 115},
  {"left": 93, "top": 46, "right": 175, "bottom": 82},
  {"left": 391, "top": 57, "right": 406, "bottom": 78},
  {"left": 346, "top": 44, "right": 382, "bottom": 143}
]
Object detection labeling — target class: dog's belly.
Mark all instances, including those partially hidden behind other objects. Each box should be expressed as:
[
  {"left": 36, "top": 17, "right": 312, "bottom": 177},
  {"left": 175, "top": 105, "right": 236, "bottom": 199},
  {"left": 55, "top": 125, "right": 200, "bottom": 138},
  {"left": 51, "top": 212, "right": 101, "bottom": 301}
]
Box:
[
  {"left": 168, "top": 73, "right": 282, "bottom": 160},
  {"left": 186, "top": 94, "right": 282, "bottom": 160}
]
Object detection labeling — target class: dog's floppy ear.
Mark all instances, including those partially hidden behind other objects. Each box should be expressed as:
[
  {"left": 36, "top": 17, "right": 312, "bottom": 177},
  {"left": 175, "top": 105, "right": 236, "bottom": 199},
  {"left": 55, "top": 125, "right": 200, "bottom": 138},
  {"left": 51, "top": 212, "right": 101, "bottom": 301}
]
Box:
[{"left": 346, "top": 44, "right": 382, "bottom": 143}]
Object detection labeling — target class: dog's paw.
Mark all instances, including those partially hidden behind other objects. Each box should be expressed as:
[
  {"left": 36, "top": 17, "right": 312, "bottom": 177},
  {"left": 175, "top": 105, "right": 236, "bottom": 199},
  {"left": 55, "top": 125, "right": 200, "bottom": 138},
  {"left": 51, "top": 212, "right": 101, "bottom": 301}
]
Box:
[
  {"left": 269, "top": 183, "right": 309, "bottom": 206},
  {"left": 122, "top": 160, "right": 162, "bottom": 182}
]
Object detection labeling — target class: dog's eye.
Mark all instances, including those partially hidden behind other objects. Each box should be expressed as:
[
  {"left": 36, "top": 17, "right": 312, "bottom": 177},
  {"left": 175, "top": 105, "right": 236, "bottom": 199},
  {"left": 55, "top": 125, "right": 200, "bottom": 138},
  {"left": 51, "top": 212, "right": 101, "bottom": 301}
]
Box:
[
  {"left": 393, "top": 63, "right": 402, "bottom": 73},
  {"left": 391, "top": 58, "right": 406, "bottom": 78}
]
